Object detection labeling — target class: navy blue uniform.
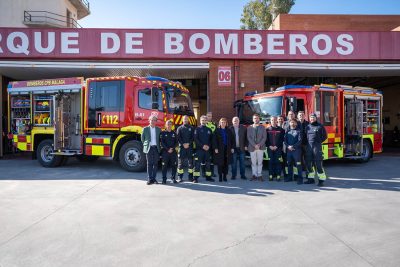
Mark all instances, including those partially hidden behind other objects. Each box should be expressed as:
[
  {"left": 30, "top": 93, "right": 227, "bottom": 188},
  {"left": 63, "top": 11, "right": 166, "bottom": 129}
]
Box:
[
  {"left": 194, "top": 125, "right": 213, "bottom": 182},
  {"left": 305, "top": 121, "right": 328, "bottom": 182},
  {"left": 160, "top": 130, "right": 178, "bottom": 183},
  {"left": 298, "top": 119, "right": 309, "bottom": 177},
  {"left": 176, "top": 123, "right": 194, "bottom": 181},
  {"left": 284, "top": 128, "right": 303, "bottom": 183},
  {"left": 266, "top": 126, "right": 285, "bottom": 180}
]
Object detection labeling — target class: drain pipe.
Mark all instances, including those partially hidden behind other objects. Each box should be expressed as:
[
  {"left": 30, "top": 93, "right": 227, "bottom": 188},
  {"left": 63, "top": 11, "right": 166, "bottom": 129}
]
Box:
[{"left": 234, "top": 60, "right": 239, "bottom": 101}]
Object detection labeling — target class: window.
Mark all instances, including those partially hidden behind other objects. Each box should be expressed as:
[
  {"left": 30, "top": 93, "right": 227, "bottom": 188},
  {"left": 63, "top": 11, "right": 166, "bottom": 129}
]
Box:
[
  {"left": 285, "top": 98, "right": 305, "bottom": 115},
  {"left": 315, "top": 92, "right": 321, "bottom": 120},
  {"left": 96, "top": 82, "right": 123, "bottom": 112},
  {"left": 321, "top": 92, "right": 337, "bottom": 127},
  {"left": 138, "top": 88, "right": 163, "bottom": 111},
  {"left": 166, "top": 87, "right": 193, "bottom": 113}
]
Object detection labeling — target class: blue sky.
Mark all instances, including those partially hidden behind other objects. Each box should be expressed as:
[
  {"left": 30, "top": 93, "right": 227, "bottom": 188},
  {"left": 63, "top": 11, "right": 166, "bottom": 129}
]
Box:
[{"left": 80, "top": 0, "right": 400, "bottom": 29}]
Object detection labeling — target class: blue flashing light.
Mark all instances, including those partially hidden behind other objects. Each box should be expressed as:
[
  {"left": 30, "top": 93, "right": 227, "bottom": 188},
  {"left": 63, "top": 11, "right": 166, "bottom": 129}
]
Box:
[
  {"left": 276, "top": 85, "right": 312, "bottom": 91},
  {"left": 245, "top": 91, "right": 258, "bottom": 96},
  {"left": 146, "top": 76, "right": 169, "bottom": 82}
]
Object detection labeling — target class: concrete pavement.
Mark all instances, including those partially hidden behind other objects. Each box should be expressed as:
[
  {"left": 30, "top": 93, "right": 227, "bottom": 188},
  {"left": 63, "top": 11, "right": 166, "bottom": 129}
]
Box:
[{"left": 0, "top": 154, "right": 399, "bottom": 267}]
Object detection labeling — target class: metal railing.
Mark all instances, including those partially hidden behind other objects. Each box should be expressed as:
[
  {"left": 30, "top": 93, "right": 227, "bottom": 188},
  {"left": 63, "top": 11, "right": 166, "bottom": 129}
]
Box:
[
  {"left": 80, "top": 0, "right": 90, "bottom": 10},
  {"left": 24, "top": 11, "right": 82, "bottom": 28}
]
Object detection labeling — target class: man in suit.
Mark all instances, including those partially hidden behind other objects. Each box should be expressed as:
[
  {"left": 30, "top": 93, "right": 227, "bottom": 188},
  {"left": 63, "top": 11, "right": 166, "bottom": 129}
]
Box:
[
  {"left": 247, "top": 114, "right": 267, "bottom": 181},
  {"left": 141, "top": 115, "right": 161, "bottom": 185},
  {"left": 229, "top": 116, "right": 248, "bottom": 180}
]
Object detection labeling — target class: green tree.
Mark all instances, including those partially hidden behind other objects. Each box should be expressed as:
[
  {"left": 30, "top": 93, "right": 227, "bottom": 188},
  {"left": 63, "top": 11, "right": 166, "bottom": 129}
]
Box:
[{"left": 240, "top": 0, "right": 295, "bottom": 30}]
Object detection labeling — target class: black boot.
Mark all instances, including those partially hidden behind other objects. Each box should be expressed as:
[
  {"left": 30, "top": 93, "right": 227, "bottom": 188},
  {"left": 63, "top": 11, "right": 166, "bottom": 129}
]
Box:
[
  {"left": 162, "top": 178, "right": 167, "bottom": 184},
  {"left": 206, "top": 176, "right": 215, "bottom": 182},
  {"left": 318, "top": 180, "right": 324, "bottom": 187},
  {"left": 304, "top": 178, "right": 315, "bottom": 184},
  {"left": 172, "top": 177, "right": 177, "bottom": 184},
  {"left": 223, "top": 174, "right": 227, "bottom": 182},
  {"left": 219, "top": 175, "right": 223, "bottom": 182}
]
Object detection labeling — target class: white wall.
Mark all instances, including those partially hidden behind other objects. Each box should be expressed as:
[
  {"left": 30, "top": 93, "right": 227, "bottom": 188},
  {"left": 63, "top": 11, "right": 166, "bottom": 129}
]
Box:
[{"left": 0, "top": 0, "right": 78, "bottom": 28}]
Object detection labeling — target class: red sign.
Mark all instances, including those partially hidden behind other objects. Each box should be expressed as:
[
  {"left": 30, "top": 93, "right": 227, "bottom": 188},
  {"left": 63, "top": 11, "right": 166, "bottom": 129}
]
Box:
[
  {"left": 218, "top": 66, "right": 232, "bottom": 87},
  {"left": 0, "top": 28, "right": 399, "bottom": 60},
  {"left": 9, "top": 77, "right": 83, "bottom": 88}
]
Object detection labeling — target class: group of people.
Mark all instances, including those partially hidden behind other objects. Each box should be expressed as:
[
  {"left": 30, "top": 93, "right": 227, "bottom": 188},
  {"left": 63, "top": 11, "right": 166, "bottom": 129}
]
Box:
[{"left": 141, "top": 110, "right": 328, "bottom": 187}]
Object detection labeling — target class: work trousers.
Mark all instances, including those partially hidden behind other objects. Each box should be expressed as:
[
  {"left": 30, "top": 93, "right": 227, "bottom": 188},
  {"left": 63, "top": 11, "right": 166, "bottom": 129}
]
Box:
[
  {"left": 250, "top": 150, "right": 264, "bottom": 177},
  {"left": 194, "top": 149, "right": 211, "bottom": 178},
  {"left": 146, "top": 146, "right": 159, "bottom": 182},
  {"left": 267, "top": 148, "right": 282, "bottom": 178},
  {"left": 287, "top": 149, "right": 303, "bottom": 181},
  {"left": 177, "top": 147, "right": 193, "bottom": 179},
  {"left": 306, "top": 145, "right": 327, "bottom": 180},
  {"left": 161, "top": 150, "right": 177, "bottom": 180}
]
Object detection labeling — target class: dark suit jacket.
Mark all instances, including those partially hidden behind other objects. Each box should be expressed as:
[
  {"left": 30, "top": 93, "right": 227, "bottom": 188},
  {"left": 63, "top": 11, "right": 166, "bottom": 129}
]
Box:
[{"left": 229, "top": 125, "right": 248, "bottom": 152}]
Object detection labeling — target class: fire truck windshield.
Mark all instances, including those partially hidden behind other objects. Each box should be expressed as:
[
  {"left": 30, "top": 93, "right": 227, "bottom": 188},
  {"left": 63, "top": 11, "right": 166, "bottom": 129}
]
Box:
[
  {"left": 248, "top": 96, "right": 283, "bottom": 120},
  {"left": 165, "top": 86, "right": 193, "bottom": 114}
]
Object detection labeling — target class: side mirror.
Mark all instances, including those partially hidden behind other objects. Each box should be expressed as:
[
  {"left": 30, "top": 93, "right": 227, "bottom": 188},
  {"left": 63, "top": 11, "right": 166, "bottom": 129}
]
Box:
[
  {"left": 151, "top": 87, "right": 159, "bottom": 110},
  {"left": 289, "top": 97, "right": 297, "bottom": 112}
]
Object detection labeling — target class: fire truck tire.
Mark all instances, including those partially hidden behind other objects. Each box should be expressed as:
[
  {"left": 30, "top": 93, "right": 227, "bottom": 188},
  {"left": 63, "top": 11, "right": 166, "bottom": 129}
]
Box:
[
  {"left": 76, "top": 155, "right": 99, "bottom": 162},
  {"left": 119, "top": 140, "right": 146, "bottom": 172},
  {"left": 359, "top": 139, "right": 372, "bottom": 163},
  {"left": 37, "top": 139, "right": 63, "bottom": 168}
]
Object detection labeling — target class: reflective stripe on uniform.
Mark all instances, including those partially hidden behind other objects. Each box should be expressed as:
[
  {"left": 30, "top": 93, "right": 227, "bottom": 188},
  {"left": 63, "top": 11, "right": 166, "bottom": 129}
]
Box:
[
  {"left": 188, "top": 169, "right": 193, "bottom": 173},
  {"left": 177, "top": 169, "right": 184, "bottom": 174},
  {"left": 205, "top": 171, "right": 212, "bottom": 176},
  {"left": 193, "top": 172, "right": 200, "bottom": 177}
]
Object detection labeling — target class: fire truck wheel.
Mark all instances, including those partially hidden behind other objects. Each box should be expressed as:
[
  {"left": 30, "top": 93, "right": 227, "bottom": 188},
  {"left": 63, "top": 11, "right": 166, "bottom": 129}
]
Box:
[
  {"left": 76, "top": 155, "right": 99, "bottom": 162},
  {"left": 37, "top": 139, "right": 63, "bottom": 167},
  {"left": 359, "top": 139, "right": 372, "bottom": 163},
  {"left": 119, "top": 140, "right": 146, "bottom": 172}
]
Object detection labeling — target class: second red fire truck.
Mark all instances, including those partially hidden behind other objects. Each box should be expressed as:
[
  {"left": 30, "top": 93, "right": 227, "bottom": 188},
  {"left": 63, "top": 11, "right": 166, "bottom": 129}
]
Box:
[{"left": 236, "top": 84, "right": 383, "bottom": 162}]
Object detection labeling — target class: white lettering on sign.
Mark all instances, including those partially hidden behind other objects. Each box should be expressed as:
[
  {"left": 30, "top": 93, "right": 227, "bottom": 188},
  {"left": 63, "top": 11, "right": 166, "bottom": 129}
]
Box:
[
  {"left": 337, "top": 34, "right": 354, "bottom": 55},
  {"left": 215, "top": 33, "right": 238, "bottom": 54},
  {"left": 126, "top": 33, "right": 143, "bottom": 54},
  {"left": 7, "top": 32, "right": 30, "bottom": 55},
  {"left": 289, "top": 34, "right": 308, "bottom": 55},
  {"left": 189, "top": 33, "right": 210, "bottom": 54},
  {"left": 312, "top": 34, "right": 332, "bottom": 56},
  {"left": 244, "top": 34, "right": 262, "bottom": 54},
  {"left": 0, "top": 30, "right": 357, "bottom": 58},
  {"left": 218, "top": 66, "right": 232, "bottom": 87},
  {"left": 164, "top": 33, "right": 184, "bottom": 54},
  {"left": 61, "top": 32, "right": 79, "bottom": 54},
  {"left": 0, "top": 33, "right": 3, "bottom": 53},
  {"left": 34, "top": 32, "right": 55, "bottom": 54},
  {"left": 101, "top": 32, "right": 120, "bottom": 54},
  {"left": 267, "top": 34, "right": 285, "bottom": 55}
]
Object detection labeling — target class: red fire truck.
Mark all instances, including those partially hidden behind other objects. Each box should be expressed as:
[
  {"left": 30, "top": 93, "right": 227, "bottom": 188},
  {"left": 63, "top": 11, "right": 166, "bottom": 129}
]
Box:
[
  {"left": 236, "top": 84, "right": 383, "bottom": 162},
  {"left": 8, "top": 76, "right": 196, "bottom": 171}
]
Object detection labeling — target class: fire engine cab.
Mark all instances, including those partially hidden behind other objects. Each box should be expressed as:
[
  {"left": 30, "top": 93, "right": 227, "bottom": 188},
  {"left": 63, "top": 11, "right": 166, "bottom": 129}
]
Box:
[
  {"left": 8, "top": 76, "right": 196, "bottom": 171},
  {"left": 236, "top": 84, "right": 383, "bottom": 162}
]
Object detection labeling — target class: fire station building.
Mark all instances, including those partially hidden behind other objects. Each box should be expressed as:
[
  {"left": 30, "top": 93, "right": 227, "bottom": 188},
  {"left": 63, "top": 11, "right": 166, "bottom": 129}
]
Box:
[{"left": 1, "top": 4, "right": 400, "bottom": 157}]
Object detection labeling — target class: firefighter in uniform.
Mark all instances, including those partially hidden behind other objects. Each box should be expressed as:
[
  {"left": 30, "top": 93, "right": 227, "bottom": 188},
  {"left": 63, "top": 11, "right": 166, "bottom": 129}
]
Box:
[
  {"left": 305, "top": 113, "right": 328, "bottom": 186},
  {"left": 297, "top": 111, "right": 309, "bottom": 180},
  {"left": 205, "top": 111, "right": 217, "bottom": 177},
  {"left": 176, "top": 115, "right": 194, "bottom": 182},
  {"left": 160, "top": 120, "right": 178, "bottom": 184},
  {"left": 193, "top": 115, "right": 215, "bottom": 183},
  {"left": 266, "top": 116, "right": 285, "bottom": 181},
  {"left": 284, "top": 119, "right": 303, "bottom": 184},
  {"left": 282, "top": 111, "right": 297, "bottom": 180}
]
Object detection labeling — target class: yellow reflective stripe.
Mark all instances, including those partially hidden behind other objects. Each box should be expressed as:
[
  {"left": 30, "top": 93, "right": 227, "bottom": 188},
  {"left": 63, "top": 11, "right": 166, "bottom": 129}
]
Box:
[
  {"left": 328, "top": 133, "right": 335, "bottom": 139},
  {"left": 193, "top": 172, "right": 200, "bottom": 176},
  {"left": 205, "top": 171, "right": 212, "bottom": 176},
  {"left": 26, "top": 136, "right": 31, "bottom": 143},
  {"left": 91, "top": 145, "right": 104, "bottom": 156},
  {"left": 318, "top": 172, "right": 327, "bottom": 180},
  {"left": 294, "top": 168, "right": 298, "bottom": 175},
  {"left": 86, "top": 138, "right": 93, "bottom": 144},
  {"left": 13, "top": 135, "right": 18, "bottom": 142},
  {"left": 188, "top": 169, "right": 193, "bottom": 173},
  {"left": 177, "top": 169, "right": 184, "bottom": 174},
  {"left": 17, "top": 143, "right": 27, "bottom": 151},
  {"left": 103, "top": 138, "right": 111, "bottom": 145},
  {"left": 334, "top": 137, "right": 341, "bottom": 143}
]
